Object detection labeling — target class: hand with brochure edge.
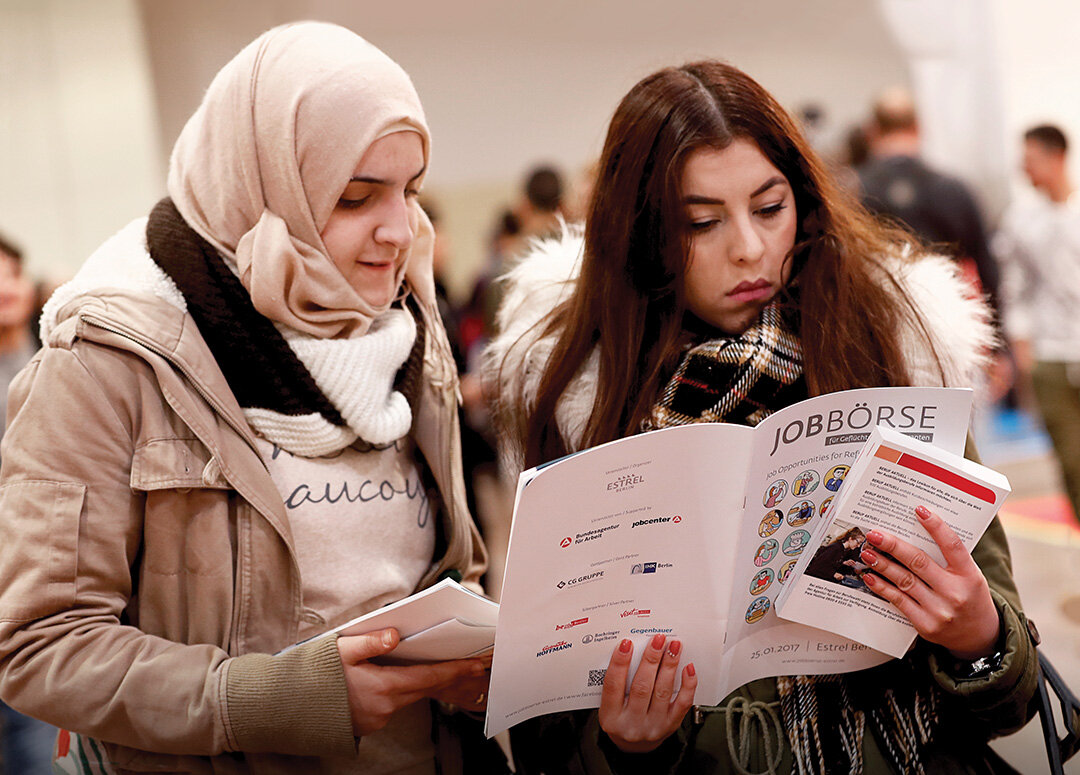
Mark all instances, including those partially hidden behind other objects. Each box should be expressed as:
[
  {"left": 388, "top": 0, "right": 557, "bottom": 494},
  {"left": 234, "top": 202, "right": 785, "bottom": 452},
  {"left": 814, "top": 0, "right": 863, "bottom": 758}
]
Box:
[
  {"left": 337, "top": 628, "right": 490, "bottom": 737},
  {"left": 860, "top": 505, "right": 1001, "bottom": 660},
  {"left": 597, "top": 633, "right": 698, "bottom": 753}
]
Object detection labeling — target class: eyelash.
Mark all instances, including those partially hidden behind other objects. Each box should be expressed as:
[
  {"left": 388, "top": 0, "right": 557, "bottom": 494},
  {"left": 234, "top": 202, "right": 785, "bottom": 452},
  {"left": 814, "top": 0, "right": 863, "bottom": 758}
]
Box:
[
  {"left": 337, "top": 187, "right": 421, "bottom": 210},
  {"left": 689, "top": 203, "right": 787, "bottom": 232},
  {"left": 337, "top": 196, "right": 369, "bottom": 210}
]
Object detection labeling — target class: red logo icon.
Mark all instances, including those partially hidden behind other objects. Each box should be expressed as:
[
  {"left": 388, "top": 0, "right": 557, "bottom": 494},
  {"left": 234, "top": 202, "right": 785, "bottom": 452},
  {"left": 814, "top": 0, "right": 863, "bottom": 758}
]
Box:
[
  {"left": 673, "top": 515, "right": 682, "bottom": 523},
  {"left": 560, "top": 537, "right": 572, "bottom": 548}
]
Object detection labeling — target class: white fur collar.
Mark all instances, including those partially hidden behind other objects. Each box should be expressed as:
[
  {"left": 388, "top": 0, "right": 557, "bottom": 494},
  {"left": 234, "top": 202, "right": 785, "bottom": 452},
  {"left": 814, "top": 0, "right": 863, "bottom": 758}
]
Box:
[
  {"left": 484, "top": 225, "right": 994, "bottom": 473},
  {"left": 40, "top": 218, "right": 187, "bottom": 340}
]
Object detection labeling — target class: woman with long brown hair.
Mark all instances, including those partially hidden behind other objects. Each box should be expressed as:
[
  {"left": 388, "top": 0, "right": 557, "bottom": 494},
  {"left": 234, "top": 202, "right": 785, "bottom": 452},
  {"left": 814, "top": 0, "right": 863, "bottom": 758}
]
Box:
[{"left": 487, "top": 61, "right": 1036, "bottom": 775}]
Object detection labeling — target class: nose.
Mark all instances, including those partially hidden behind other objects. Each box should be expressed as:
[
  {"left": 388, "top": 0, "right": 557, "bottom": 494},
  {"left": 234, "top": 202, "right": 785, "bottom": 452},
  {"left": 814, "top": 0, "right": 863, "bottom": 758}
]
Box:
[
  {"left": 729, "top": 214, "right": 765, "bottom": 264},
  {"left": 374, "top": 196, "right": 415, "bottom": 250}
]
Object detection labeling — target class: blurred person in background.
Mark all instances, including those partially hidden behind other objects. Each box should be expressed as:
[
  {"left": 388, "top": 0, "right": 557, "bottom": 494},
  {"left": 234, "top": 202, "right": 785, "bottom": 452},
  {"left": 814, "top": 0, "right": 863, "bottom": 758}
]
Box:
[
  {"left": 993, "top": 124, "right": 1080, "bottom": 523},
  {"left": 454, "top": 166, "right": 569, "bottom": 600},
  {"left": 463, "top": 164, "right": 567, "bottom": 361},
  {"left": 0, "top": 232, "right": 52, "bottom": 775},
  {"left": 858, "top": 87, "right": 1002, "bottom": 327}
]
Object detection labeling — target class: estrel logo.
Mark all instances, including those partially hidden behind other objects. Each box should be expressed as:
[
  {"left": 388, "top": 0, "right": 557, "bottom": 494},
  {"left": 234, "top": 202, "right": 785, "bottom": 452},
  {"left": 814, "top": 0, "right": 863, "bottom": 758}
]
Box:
[
  {"left": 620, "top": 608, "right": 651, "bottom": 618},
  {"left": 607, "top": 473, "right": 645, "bottom": 492},
  {"left": 560, "top": 537, "right": 572, "bottom": 548}
]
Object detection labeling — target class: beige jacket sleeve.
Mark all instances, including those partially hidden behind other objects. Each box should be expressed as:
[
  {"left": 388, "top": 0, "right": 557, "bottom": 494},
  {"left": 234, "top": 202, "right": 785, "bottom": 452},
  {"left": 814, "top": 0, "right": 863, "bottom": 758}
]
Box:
[{"left": 0, "top": 343, "right": 354, "bottom": 757}]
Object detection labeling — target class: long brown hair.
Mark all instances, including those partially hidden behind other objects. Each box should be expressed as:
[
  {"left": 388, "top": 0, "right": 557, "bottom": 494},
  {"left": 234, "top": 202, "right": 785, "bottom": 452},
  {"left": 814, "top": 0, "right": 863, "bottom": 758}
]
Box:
[{"left": 507, "top": 61, "right": 940, "bottom": 468}]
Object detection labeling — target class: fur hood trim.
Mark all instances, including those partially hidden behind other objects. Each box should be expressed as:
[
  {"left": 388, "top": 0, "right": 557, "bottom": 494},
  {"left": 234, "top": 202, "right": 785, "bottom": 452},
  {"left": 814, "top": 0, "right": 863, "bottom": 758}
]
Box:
[
  {"left": 40, "top": 218, "right": 187, "bottom": 341},
  {"left": 484, "top": 226, "right": 994, "bottom": 474}
]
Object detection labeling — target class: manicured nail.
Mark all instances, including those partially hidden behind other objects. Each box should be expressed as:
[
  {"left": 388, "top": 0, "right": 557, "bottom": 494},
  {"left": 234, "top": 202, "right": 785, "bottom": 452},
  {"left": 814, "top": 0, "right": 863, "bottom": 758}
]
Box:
[
  {"left": 916, "top": 505, "right": 931, "bottom": 520},
  {"left": 619, "top": 639, "right": 632, "bottom": 654},
  {"left": 861, "top": 548, "right": 879, "bottom": 566},
  {"left": 667, "top": 640, "right": 681, "bottom": 658},
  {"left": 651, "top": 633, "right": 666, "bottom": 650},
  {"left": 866, "top": 530, "right": 883, "bottom": 545},
  {"left": 864, "top": 573, "right": 877, "bottom": 586},
  {"left": 686, "top": 663, "right": 696, "bottom": 677}
]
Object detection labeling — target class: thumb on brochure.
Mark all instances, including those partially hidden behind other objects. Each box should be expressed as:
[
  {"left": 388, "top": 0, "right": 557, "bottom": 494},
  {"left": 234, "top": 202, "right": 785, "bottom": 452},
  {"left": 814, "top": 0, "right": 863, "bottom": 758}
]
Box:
[{"left": 338, "top": 627, "right": 400, "bottom": 664}]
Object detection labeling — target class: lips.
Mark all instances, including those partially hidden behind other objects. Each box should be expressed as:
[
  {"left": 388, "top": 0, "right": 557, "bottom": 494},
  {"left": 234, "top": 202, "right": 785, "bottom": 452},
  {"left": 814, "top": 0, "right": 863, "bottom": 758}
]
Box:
[{"left": 727, "top": 279, "right": 773, "bottom": 303}]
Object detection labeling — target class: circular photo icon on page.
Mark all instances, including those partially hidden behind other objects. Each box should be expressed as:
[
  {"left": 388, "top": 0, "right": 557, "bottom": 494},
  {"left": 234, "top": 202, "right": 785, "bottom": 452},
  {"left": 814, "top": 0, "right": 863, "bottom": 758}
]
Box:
[
  {"left": 749, "top": 568, "right": 774, "bottom": 596},
  {"left": 759, "top": 509, "right": 783, "bottom": 537},
  {"left": 782, "top": 529, "right": 812, "bottom": 556},
  {"left": 745, "top": 596, "right": 772, "bottom": 624},
  {"left": 754, "top": 539, "right": 779, "bottom": 567},
  {"left": 763, "top": 479, "right": 788, "bottom": 508}
]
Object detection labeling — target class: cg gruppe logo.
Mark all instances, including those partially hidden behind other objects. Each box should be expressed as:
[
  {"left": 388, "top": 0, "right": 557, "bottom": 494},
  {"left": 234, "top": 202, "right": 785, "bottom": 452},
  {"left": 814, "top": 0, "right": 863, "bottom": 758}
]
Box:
[{"left": 556, "top": 571, "right": 605, "bottom": 590}]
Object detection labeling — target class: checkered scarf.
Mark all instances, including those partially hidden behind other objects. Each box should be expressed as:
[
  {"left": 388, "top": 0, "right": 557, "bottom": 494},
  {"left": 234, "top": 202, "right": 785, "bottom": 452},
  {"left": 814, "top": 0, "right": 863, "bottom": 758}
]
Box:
[
  {"left": 644, "top": 302, "right": 805, "bottom": 431},
  {"left": 644, "top": 302, "right": 942, "bottom": 775}
]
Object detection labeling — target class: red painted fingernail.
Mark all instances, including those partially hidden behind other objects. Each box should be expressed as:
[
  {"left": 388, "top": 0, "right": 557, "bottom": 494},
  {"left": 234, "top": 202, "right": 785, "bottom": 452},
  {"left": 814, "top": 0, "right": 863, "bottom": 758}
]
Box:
[
  {"left": 619, "top": 639, "right": 632, "bottom": 653},
  {"left": 864, "top": 573, "right": 877, "bottom": 586},
  {"left": 861, "top": 548, "right": 879, "bottom": 566},
  {"left": 668, "top": 640, "right": 681, "bottom": 658},
  {"left": 651, "top": 633, "right": 666, "bottom": 650},
  {"left": 687, "top": 663, "right": 696, "bottom": 677},
  {"left": 916, "top": 505, "right": 931, "bottom": 519},
  {"left": 866, "top": 530, "right": 883, "bottom": 545}
]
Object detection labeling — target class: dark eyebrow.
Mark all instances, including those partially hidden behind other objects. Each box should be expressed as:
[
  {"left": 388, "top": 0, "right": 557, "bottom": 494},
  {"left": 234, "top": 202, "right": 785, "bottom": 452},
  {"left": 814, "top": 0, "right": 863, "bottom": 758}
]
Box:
[
  {"left": 349, "top": 166, "right": 427, "bottom": 185},
  {"left": 682, "top": 175, "right": 787, "bottom": 205}
]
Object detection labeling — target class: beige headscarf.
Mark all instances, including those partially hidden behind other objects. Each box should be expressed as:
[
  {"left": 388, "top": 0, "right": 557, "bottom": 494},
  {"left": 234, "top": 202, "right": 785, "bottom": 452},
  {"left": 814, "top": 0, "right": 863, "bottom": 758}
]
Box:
[{"left": 168, "top": 21, "right": 435, "bottom": 340}]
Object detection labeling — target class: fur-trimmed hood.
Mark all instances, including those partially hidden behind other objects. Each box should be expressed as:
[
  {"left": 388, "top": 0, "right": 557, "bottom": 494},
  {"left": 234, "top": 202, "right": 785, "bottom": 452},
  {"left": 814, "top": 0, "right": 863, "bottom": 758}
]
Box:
[{"left": 483, "top": 225, "right": 995, "bottom": 474}]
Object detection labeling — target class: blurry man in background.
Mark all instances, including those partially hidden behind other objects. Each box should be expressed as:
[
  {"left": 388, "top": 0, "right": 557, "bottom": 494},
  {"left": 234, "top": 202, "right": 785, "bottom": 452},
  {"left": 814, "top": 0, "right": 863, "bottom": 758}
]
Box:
[
  {"left": 0, "top": 232, "right": 53, "bottom": 774},
  {"left": 994, "top": 125, "right": 1080, "bottom": 523},
  {"left": 0, "top": 235, "right": 37, "bottom": 443},
  {"left": 858, "top": 87, "right": 1002, "bottom": 323}
]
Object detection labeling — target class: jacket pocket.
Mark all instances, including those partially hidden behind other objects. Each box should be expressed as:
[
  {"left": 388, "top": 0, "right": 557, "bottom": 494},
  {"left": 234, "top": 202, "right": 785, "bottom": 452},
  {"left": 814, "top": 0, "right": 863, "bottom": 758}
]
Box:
[
  {"left": 131, "top": 439, "right": 235, "bottom": 579},
  {"left": 131, "top": 438, "right": 229, "bottom": 491},
  {"left": 0, "top": 480, "right": 85, "bottom": 619}
]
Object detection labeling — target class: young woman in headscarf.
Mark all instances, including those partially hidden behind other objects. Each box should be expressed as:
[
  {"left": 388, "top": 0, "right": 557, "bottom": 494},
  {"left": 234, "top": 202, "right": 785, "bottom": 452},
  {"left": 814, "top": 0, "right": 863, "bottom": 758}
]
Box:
[
  {"left": 486, "top": 61, "right": 1037, "bottom": 775},
  {"left": 0, "top": 21, "right": 493, "bottom": 775}
]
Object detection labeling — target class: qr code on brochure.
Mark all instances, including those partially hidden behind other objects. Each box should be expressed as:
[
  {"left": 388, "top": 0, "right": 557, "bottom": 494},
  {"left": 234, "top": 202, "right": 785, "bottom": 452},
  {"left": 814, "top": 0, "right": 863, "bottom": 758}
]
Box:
[{"left": 587, "top": 669, "right": 607, "bottom": 687}]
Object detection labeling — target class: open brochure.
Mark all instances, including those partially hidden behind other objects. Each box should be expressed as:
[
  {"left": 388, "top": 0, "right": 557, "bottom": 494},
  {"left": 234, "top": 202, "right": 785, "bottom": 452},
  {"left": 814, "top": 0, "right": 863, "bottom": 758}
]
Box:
[
  {"left": 486, "top": 387, "right": 987, "bottom": 737},
  {"left": 775, "top": 424, "right": 1010, "bottom": 657},
  {"left": 279, "top": 578, "right": 498, "bottom": 663}
]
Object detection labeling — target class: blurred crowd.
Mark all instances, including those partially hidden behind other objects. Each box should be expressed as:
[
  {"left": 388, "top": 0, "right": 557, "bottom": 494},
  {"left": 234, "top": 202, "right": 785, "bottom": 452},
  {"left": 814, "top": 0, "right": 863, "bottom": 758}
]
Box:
[{"left": 2, "top": 84, "right": 1079, "bottom": 772}]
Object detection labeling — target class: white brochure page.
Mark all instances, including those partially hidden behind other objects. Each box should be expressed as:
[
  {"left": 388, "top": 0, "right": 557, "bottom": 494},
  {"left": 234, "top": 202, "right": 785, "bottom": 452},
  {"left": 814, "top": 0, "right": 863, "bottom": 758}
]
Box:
[
  {"left": 486, "top": 423, "right": 754, "bottom": 737},
  {"left": 717, "top": 387, "right": 974, "bottom": 695}
]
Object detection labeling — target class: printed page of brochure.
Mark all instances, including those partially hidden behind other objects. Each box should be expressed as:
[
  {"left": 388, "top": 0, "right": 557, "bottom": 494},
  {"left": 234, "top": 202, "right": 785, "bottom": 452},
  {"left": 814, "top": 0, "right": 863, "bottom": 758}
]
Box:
[
  {"left": 486, "top": 423, "right": 754, "bottom": 737},
  {"left": 716, "top": 387, "right": 974, "bottom": 697},
  {"left": 775, "top": 424, "right": 1010, "bottom": 658}
]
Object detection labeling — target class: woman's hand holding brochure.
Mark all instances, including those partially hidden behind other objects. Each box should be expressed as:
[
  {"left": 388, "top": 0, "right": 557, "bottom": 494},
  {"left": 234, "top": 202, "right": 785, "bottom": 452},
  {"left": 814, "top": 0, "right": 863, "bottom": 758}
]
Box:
[{"left": 860, "top": 505, "right": 1000, "bottom": 660}]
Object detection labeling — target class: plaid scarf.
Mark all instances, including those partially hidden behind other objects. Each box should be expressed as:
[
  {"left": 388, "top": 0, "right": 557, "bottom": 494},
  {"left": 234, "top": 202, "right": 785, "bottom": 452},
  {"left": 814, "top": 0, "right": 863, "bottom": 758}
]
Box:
[
  {"left": 645, "top": 303, "right": 941, "bottom": 775},
  {"left": 644, "top": 302, "right": 805, "bottom": 432}
]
